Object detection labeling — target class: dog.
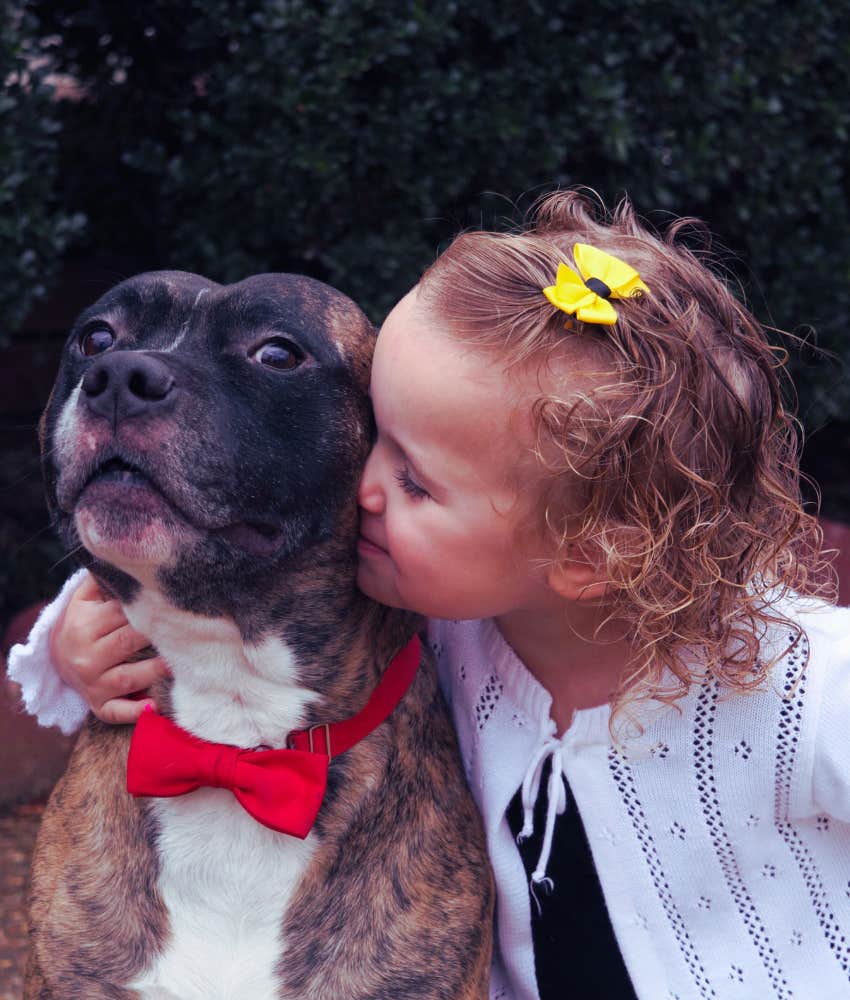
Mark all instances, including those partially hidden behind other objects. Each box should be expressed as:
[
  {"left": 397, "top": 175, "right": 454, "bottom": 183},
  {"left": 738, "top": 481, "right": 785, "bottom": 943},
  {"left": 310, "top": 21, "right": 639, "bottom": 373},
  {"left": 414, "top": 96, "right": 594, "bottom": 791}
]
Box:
[{"left": 25, "top": 272, "right": 493, "bottom": 999}]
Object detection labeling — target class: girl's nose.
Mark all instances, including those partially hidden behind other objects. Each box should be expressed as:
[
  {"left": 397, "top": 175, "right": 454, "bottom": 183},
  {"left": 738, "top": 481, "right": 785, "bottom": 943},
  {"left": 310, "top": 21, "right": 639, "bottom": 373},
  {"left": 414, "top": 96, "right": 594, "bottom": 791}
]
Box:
[{"left": 357, "top": 448, "right": 385, "bottom": 514}]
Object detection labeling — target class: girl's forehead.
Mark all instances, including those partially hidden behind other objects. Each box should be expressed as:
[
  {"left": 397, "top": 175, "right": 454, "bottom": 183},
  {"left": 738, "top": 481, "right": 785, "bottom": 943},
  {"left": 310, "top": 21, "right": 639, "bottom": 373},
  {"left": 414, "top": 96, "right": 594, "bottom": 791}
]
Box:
[
  {"left": 373, "top": 285, "right": 595, "bottom": 433},
  {"left": 375, "top": 300, "right": 537, "bottom": 467},
  {"left": 375, "top": 291, "right": 505, "bottom": 394}
]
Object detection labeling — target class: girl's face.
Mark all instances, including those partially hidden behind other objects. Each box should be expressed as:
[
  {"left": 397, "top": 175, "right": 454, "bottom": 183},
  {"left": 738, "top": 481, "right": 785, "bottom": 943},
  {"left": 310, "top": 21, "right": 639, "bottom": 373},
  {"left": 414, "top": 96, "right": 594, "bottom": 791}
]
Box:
[{"left": 357, "top": 288, "right": 551, "bottom": 619}]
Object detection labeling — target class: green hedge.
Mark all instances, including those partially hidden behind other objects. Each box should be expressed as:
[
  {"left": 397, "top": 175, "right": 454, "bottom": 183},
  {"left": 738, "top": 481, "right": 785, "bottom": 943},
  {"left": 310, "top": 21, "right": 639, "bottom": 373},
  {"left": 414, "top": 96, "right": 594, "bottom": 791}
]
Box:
[
  {"left": 10, "top": 0, "right": 850, "bottom": 428},
  {"left": 0, "top": 6, "right": 85, "bottom": 333}
]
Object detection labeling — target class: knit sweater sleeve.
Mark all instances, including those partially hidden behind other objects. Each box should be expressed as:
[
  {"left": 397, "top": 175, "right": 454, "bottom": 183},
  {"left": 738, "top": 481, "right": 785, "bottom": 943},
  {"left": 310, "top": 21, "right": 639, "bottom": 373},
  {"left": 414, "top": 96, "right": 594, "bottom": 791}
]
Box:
[
  {"left": 808, "top": 604, "right": 850, "bottom": 821},
  {"left": 5, "top": 568, "right": 89, "bottom": 735}
]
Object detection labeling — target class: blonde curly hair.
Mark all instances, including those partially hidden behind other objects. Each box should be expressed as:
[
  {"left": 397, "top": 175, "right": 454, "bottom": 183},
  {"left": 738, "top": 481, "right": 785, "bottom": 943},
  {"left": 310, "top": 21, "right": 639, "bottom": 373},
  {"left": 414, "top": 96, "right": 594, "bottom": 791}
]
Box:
[{"left": 419, "top": 189, "right": 835, "bottom": 720}]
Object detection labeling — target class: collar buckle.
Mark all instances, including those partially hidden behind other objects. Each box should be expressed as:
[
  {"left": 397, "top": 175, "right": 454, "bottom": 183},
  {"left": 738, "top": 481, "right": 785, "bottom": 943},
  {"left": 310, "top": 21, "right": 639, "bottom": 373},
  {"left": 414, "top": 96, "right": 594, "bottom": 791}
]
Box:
[{"left": 307, "top": 722, "right": 333, "bottom": 760}]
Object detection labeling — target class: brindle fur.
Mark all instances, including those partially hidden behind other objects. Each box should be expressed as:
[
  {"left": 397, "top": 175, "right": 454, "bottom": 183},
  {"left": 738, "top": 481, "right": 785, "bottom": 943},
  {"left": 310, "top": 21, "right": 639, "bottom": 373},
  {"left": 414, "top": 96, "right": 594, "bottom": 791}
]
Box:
[
  {"left": 26, "top": 272, "right": 493, "bottom": 998},
  {"left": 27, "top": 722, "right": 166, "bottom": 998}
]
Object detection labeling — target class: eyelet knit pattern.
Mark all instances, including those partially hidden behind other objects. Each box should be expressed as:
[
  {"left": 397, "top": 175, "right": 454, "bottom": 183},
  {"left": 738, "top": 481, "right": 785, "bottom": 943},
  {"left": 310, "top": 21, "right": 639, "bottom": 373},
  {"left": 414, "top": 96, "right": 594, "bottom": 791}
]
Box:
[{"left": 430, "top": 601, "right": 850, "bottom": 1000}]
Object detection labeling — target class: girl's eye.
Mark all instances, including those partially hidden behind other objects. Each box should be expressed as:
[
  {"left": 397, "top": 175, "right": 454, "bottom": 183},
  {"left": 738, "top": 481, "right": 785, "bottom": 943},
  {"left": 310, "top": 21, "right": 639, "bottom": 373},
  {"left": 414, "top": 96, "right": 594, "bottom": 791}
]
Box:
[
  {"left": 252, "top": 337, "right": 304, "bottom": 371},
  {"left": 394, "top": 466, "right": 431, "bottom": 501},
  {"left": 79, "top": 324, "right": 115, "bottom": 357}
]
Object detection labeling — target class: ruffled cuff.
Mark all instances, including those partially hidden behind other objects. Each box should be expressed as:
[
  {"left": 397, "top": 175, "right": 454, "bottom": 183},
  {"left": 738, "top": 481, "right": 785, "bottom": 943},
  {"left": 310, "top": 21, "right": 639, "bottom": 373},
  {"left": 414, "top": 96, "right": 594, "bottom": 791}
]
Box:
[{"left": 6, "top": 568, "right": 90, "bottom": 735}]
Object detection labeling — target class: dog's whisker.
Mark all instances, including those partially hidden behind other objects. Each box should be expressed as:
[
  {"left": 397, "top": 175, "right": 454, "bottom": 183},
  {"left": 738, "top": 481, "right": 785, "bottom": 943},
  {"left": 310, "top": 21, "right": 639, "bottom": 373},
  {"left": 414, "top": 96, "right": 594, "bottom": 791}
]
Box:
[
  {"left": 0, "top": 458, "right": 48, "bottom": 491},
  {"left": 7, "top": 522, "right": 56, "bottom": 556},
  {"left": 48, "top": 542, "right": 85, "bottom": 573}
]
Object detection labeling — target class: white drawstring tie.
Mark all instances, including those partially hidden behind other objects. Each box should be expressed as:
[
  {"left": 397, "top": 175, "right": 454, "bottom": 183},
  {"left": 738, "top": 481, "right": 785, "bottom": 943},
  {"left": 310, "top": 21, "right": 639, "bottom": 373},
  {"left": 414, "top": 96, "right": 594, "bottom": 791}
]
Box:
[{"left": 517, "top": 720, "right": 567, "bottom": 899}]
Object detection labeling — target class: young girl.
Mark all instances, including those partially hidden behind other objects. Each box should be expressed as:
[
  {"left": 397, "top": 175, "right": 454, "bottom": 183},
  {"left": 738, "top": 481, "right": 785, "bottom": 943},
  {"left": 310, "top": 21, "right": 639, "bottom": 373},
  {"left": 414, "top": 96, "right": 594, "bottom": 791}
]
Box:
[{"left": 10, "top": 191, "right": 850, "bottom": 1000}]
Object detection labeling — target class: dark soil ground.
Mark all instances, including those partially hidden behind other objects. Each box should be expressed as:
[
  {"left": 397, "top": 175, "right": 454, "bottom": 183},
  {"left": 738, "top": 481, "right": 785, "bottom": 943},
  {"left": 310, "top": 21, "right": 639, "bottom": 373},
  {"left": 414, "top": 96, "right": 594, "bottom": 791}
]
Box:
[{"left": 0, "top": 802, "right": 42, "bottom": 999}]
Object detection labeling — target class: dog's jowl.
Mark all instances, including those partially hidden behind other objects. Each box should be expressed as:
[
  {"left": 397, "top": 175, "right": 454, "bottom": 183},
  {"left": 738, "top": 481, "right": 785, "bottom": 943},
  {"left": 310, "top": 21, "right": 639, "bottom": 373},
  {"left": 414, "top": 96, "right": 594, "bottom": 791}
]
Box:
[{"left": 26, "top": 272, "right": 493, "bottom": 999}]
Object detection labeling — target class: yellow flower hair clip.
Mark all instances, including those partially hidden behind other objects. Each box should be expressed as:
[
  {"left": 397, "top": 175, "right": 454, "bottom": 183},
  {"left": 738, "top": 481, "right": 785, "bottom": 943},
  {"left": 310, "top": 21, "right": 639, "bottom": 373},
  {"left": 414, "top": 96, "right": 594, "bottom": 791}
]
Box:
[{"left": 542, "top": 243, "right": 649, "bottom": 326}]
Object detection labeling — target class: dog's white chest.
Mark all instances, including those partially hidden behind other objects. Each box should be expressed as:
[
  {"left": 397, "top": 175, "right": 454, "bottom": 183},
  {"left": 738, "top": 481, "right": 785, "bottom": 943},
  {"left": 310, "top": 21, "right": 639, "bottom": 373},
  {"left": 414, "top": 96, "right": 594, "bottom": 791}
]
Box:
[
  {"left": 129, "top": 793, "right": 315, "bottom": 999},
  {"left": 119, "top": 604, "right": 321, "bottom": 997}
]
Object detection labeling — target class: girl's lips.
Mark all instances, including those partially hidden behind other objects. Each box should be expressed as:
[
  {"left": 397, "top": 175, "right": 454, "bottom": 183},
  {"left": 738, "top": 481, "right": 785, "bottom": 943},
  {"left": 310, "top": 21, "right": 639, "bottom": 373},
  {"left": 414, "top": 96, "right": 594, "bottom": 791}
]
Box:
[{"left": 357, "top": 534, "right": 389, "bottom": 558}]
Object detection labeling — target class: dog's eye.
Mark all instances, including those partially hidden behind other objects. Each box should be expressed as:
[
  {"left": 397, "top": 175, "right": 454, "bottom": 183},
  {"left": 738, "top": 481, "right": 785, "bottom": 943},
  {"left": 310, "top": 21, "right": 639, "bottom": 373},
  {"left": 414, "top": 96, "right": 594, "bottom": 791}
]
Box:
[
  {"left": 253, "top": 338, "right": 304, "bottom": 371},
  {"left": 79, "top": 324, "right": 115, "bottom": 357}
]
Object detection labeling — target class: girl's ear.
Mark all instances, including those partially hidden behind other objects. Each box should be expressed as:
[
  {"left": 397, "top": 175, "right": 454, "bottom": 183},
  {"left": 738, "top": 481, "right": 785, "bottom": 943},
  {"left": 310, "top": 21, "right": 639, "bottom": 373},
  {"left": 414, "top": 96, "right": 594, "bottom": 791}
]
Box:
[{"left": 546, "top": 546, "right": 608, "bottom": 602}]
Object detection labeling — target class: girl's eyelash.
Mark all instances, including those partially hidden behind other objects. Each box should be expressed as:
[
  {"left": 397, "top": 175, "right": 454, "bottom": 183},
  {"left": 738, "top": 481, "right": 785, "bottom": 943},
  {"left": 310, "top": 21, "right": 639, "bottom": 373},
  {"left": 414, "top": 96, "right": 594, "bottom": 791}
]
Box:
[{"left": 394, "top": 467, "right": 430, "bottom": 500}]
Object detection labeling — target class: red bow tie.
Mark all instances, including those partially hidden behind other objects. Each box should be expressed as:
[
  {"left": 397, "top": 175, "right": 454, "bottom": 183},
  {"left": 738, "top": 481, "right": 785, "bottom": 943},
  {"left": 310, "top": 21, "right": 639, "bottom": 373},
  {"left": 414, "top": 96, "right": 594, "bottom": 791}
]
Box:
[{"left": 126, "top": 635, "right": 421, "bottom": 838}]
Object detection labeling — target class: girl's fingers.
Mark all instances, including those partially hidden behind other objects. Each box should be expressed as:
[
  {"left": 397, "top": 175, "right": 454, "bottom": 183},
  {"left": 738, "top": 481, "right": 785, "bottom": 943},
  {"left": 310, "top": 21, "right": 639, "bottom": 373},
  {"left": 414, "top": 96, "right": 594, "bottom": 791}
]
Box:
[
  {"left": 86, "top": 599, "right": 133, "bottom": 640},
  {"left": 74, "top": 571, "right": 106, "bottom": 602},
  {"left": 96, "top": 696, "right": 156, "bottom": 726},
  {"left": 96, "top": 623, "right": 156, "bottom": 665},
  {"left": 70, "top": 572, "right": 129, "bottom": 638},
  {"left": 100, "top": 656, "right": 171, "bottom": 700}
]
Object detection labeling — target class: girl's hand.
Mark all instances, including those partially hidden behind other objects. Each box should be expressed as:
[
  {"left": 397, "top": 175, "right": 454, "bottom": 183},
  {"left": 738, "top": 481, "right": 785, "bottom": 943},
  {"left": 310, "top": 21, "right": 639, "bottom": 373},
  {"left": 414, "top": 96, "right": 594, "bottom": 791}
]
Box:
[{"left": 49, "top": 571, "right": 171, "bottom": 725}]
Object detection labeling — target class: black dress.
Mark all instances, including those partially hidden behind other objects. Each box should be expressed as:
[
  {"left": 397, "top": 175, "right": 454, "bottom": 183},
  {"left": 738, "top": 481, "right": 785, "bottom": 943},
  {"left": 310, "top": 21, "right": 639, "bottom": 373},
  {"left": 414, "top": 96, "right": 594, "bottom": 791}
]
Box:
[{"left": 505, "top": 759, "right": 638, "bottom": 999}]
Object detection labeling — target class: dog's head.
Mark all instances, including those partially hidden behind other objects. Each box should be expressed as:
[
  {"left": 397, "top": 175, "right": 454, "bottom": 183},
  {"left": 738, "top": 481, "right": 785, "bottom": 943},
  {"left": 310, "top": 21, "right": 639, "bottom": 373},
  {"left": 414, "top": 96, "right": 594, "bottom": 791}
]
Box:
[{"left": 42, "top": 271, "right": 375, "bottom": 621}]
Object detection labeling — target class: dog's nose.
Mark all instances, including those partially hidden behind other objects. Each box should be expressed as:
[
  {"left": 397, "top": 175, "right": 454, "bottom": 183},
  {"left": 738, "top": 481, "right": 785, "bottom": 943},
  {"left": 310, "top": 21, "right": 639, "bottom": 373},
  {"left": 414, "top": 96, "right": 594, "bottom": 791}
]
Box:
[{"left": 81, "top": 352, "right": 176, "bottom": 425}]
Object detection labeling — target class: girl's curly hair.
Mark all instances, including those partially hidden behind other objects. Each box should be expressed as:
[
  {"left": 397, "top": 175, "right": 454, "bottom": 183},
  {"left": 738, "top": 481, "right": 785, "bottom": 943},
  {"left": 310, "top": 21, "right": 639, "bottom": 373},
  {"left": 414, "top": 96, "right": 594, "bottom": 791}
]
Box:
[{"left": 419, "top": 189, "right": 835, "bottom": 722}]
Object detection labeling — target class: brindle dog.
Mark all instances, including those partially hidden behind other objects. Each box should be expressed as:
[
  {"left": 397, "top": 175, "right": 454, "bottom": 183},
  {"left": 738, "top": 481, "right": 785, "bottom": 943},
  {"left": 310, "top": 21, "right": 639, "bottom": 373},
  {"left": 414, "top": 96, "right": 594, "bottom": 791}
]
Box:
[{"left": 25, "top": 272, "right": 493, "bottom": 999}]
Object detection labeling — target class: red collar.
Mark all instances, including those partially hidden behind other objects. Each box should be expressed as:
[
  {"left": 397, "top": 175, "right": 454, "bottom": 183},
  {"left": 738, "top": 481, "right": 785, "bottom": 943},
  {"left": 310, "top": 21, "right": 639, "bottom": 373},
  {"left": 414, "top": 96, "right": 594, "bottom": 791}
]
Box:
[
  {"left": 127, "top": 634, "right": 421, "bottom": 838},
  {"left": 286, "top": 633, "right": 421, "bottom": 758}
]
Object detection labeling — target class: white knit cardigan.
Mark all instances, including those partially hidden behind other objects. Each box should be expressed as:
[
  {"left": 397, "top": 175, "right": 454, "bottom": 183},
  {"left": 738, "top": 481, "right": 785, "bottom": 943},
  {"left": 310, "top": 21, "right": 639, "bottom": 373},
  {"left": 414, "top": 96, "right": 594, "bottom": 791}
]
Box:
[
  {"left": 10, "top": 581, "right": 850, "bottom": 999},
  {"left": 429, "top": 600, "right": 850, "bottom": 1000}
]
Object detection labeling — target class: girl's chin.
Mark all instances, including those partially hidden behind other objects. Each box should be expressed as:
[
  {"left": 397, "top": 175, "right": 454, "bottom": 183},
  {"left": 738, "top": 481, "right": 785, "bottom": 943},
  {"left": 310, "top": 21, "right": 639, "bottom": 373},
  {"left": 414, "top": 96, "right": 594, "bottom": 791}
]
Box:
[{"left": 355, "top": 560, "right": 403, "bottom": 609}]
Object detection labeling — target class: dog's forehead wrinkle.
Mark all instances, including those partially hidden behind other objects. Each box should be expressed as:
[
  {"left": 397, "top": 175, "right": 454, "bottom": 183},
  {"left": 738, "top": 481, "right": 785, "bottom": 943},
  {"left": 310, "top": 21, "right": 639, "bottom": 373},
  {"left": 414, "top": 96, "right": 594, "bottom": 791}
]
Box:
[
  {"left": 161, "top": 286, "right": 215, "bottom": 352},
  {"left": 74, "top": 300, "right": 182, "bottom": 351}
]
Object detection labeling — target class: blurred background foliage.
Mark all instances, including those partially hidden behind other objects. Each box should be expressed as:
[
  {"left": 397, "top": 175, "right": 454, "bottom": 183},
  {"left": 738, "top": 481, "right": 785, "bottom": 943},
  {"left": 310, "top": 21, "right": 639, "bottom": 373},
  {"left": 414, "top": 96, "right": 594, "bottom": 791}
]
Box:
[
  {"left": 1, "top": 4, "right": 84, "bottom": 331},
  {"left": 1, "top": 0, "right": 849, "bottom": 618}
]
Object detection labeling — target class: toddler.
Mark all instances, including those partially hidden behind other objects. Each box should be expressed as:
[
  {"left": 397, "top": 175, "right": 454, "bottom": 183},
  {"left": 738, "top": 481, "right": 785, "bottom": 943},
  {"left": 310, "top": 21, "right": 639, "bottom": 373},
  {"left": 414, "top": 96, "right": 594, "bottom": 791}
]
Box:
[{"left": 10, "top": 190, "right": 850, "bottom": 1000}]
